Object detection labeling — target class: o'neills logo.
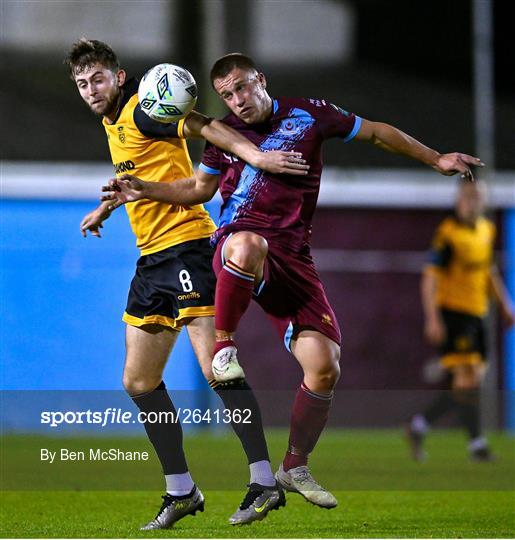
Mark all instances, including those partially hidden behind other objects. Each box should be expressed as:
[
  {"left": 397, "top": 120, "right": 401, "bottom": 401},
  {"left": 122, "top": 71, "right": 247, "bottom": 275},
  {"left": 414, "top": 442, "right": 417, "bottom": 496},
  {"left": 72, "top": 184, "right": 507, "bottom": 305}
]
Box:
[
  {"left": 114, "top": 160, "right": 135, "bottom": 174},
  {"left": 178, "top": 292, "right": 201, "bottom": 301}
]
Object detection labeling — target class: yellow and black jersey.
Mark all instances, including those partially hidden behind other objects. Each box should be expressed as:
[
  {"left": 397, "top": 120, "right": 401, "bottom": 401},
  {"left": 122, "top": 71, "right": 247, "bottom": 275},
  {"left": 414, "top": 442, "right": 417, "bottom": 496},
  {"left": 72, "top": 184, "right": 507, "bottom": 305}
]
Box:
[
  {"left": 103, "top": 78, "right": 215, "bottom": 256},
  {"left": 425, "top": 215, "right": 495, "bottom": 317}
]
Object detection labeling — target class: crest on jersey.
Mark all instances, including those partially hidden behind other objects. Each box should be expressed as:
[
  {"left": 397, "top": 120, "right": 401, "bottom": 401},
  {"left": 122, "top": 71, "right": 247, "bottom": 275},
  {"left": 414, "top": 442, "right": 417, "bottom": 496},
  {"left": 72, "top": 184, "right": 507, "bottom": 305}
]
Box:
[
  {"left": 321, "top": 313, "right": 333, "bottom": 326},
  {"left": 277, "top": 118, "right": 304, "bottom": 137},
  {"left": 117, "top": 126, "right": 126, "bottom": 143}
]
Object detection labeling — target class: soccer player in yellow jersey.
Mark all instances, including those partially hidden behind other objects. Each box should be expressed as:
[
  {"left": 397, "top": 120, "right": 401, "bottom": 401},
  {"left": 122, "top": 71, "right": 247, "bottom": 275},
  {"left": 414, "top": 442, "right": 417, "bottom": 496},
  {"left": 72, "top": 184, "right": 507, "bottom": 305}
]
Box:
[
  {"left": 407, "top": 178, "right": 515, "bottom": 462},
  {"left": 65, "top": 39, "right": 309, "bottom": 529}
]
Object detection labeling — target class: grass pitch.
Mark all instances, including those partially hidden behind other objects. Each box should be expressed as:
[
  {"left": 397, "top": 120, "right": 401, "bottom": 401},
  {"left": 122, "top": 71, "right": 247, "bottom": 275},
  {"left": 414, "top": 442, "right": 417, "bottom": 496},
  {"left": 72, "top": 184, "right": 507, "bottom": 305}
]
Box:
[{"left": 1, "top": 429, "right": 514, "bottom": 538}]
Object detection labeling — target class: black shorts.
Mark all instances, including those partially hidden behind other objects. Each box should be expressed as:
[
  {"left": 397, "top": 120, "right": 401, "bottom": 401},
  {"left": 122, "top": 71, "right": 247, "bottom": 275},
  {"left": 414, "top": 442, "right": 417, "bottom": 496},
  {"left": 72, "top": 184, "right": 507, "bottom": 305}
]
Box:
[
  {"left": 123, "top": 238, "right": 216, "bottom": 329},
  {"left": 439, "top": 308, "right": 487, "bottom": 368}
]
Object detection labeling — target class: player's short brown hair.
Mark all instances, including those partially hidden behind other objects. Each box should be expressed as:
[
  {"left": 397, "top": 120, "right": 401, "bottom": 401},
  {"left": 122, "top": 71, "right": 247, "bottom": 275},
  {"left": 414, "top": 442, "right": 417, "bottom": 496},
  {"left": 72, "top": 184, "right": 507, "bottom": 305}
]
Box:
[
  {"left": 210, "top": 53, "right": 258, "bottom": 87},
  {"left": 64, "top": 38, "right": 120, "bottom": 79}
]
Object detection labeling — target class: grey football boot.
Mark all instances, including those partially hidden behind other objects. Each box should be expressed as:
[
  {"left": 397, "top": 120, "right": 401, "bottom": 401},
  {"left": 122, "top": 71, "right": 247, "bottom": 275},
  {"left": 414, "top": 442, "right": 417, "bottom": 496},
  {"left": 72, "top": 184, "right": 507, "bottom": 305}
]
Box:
[
  {"left": 275, "top": 464, "right": 337, "bottom": 508},
  {"left": 140, "top": 485, "right": 204, "bottom": 530},
  {"left": 229, "top": 483, "right": 286, "bottom": 525}
]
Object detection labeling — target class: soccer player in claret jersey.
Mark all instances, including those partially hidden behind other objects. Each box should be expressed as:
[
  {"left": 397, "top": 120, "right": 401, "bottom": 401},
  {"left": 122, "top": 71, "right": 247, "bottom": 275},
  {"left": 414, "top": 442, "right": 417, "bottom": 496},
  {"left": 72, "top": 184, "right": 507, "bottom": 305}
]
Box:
[
  {"left": 406, "top": 178, "right": 515, "bottom": 462},
  {"left": 65, "top": 41, "right": 309, "bottom": 529},
  {"left": 102, "top": 53, "right": 483, "bottom": 513}
]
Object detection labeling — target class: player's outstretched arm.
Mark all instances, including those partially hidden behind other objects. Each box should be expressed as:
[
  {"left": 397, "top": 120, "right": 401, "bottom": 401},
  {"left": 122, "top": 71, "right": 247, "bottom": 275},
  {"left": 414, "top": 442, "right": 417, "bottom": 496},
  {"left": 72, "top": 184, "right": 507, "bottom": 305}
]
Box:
[
  {"left": 79, "top": 200, "right": 122, "bottom": 238},
  {"left": 101, "top": 169, "right": 219, "bottom": 208},
  {"left": 355, "top": 119, "right": 484, "bottom": 177},
  {"left": 489, "top": 266, "right": 515, "bottom": 326},
  {"left": 183, "top": 111, "right": 309, "bottom": 175}
]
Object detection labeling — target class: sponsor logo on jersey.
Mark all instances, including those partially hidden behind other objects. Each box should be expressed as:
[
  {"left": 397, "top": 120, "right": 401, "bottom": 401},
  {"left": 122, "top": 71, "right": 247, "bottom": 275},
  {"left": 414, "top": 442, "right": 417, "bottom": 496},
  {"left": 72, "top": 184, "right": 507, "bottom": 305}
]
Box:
[
  {"left": 114, "top": 160, "right": 136, "bottom": 174},
  {"left": 330, "top": 103, "right": 350, "bottom": 116},
  {"left": 178, "top": 292, "right": 201, "bottom": 301}
]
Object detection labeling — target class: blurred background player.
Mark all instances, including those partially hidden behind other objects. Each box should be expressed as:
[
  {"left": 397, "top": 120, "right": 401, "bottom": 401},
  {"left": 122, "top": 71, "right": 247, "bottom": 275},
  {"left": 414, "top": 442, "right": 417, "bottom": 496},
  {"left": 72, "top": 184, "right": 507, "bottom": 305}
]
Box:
[
  {"left": 101, "top": 53, "right": 484, "bottom": 512},
  {"left": 407, "top": 178, "right": 515, "bottom": 462},
  {"left": 65, "top": 39, "right": 309, "bottom": 528}
]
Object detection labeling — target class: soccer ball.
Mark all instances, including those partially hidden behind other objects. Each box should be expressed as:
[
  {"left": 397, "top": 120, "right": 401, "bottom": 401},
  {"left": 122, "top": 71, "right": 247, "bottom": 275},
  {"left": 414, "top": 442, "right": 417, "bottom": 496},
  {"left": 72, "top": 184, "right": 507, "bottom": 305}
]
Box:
[{"left": 138, "top": 63, "right": 197, "bottom": 123}]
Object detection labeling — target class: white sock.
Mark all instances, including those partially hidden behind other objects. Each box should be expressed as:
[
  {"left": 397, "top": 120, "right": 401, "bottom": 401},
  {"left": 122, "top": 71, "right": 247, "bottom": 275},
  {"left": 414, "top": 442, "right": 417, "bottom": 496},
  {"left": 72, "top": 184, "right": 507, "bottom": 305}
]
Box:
[
  {"left": 469, "top": 437, "right": 488, "bottom": 452},
  {"left": 411, "top": 414, "right": 429, "bottom": 434},
  {"left": 249, "top": 460, "right": 275, "bottom": 487},
  {"left": 165, "top": 472, "right": 194, "bottom": 496}
]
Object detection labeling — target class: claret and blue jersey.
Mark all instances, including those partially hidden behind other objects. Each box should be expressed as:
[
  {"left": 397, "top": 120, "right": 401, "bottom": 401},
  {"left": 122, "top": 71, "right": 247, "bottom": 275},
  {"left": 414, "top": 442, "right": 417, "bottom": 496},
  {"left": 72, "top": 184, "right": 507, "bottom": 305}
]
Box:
[{"left": 200, "top": 97, "right": 361, "bottom": 252}]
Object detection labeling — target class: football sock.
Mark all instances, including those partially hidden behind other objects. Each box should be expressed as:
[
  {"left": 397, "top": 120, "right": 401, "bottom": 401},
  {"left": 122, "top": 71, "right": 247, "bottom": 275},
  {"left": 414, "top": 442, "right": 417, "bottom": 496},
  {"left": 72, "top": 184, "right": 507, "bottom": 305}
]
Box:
[
  {"left": 283, "top": 383, "right": 332, "bottom": 471},
  {"left": 249, "top": 460, "right": 276, "bottom": 487},
  {"left": 209, "top": 378, "right": 271, "bottom": 466},
  {"left": 165, "top": 472, "right": 195, "bottom": 496},
  {"left": 454, "top": 388, "right": 481, "bottom": 439},
  {"left": 214, "top": 259, "right": 255, "bottom": 354},
  {"left": 131, "top": 381, "right": 189, "bottom": 475}
]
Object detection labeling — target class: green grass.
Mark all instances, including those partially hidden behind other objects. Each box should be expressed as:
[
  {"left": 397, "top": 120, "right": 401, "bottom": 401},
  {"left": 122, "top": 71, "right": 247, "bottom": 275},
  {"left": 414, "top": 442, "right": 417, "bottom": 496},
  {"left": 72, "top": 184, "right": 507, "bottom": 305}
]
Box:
[
  {"left": 1, "top": 429, "right": 514, "bottom": 538},
  {"left": 1, "top": 490, "right": 513, "bottom": 538}
]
